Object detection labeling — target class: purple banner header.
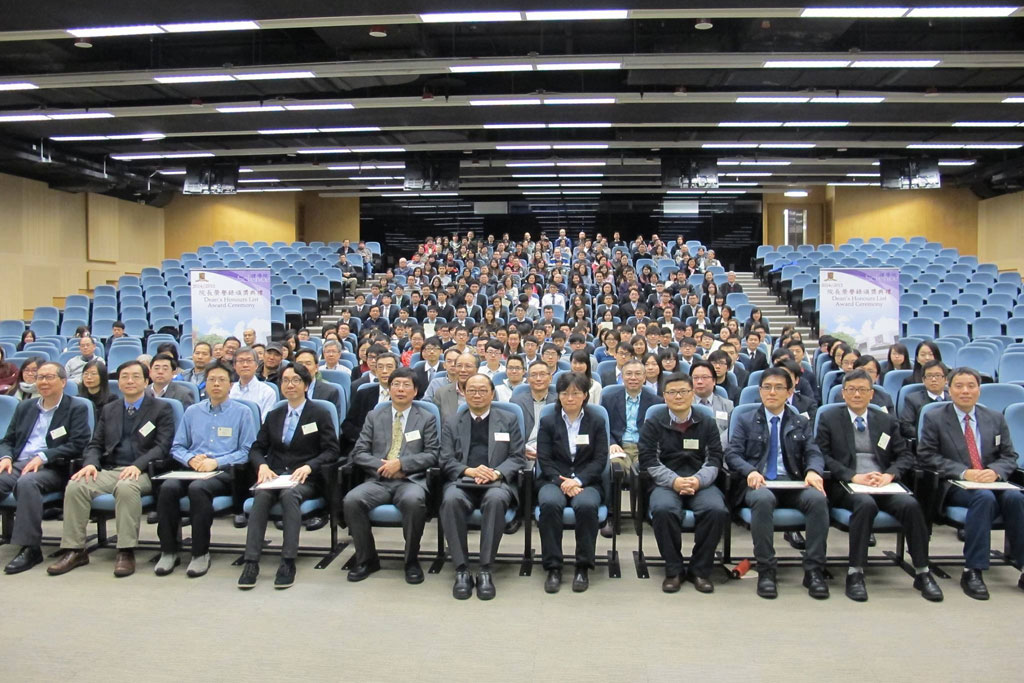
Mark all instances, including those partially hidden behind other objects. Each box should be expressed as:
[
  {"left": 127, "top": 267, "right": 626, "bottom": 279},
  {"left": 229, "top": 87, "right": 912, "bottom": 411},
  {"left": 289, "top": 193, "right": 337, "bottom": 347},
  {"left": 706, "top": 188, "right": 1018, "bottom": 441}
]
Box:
[{"left": 209, "top": 269, "right": 271, "bottom": 297}]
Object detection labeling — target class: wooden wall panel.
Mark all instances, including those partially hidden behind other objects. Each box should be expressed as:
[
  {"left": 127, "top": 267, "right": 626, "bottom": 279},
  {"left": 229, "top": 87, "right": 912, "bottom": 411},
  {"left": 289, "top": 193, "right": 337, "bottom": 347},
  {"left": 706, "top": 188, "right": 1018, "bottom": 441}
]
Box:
[
  {"left": 301, "top": 195, "right": 360, "bottom": 244},
  {"left": 978, "top": 191, "right": 1024, "bottom": 273},
  {"left": 163, "top": 193, "right": 297, "bottom": 257}
]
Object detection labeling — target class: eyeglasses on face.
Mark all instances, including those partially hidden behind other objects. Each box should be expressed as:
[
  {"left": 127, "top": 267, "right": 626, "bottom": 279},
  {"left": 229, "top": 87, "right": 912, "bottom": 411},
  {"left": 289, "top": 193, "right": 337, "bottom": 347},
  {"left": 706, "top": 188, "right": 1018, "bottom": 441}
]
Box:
[{"left": 664, "top": 389, "right": 693, "bottom": 397}]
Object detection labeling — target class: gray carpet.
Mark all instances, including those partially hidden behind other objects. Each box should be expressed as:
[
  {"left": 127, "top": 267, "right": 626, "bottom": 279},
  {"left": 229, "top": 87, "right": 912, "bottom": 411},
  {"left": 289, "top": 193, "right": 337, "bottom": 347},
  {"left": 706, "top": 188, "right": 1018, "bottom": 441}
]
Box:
[{"left": 1, "top": 515, "right": 1020, "bottom": 683}]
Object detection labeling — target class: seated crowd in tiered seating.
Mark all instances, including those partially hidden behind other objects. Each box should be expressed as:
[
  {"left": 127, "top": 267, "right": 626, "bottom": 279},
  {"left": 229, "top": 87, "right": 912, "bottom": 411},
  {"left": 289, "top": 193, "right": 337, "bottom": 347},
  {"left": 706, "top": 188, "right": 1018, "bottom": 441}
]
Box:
[{"left": 0, "top": 230, "right": 1022, "bottom": 604}]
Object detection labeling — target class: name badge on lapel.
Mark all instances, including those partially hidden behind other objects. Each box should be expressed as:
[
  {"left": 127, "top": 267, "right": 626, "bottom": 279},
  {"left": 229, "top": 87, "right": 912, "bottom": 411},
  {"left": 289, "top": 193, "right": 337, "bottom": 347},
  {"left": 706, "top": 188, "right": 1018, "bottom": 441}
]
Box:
[
  {"left": 301, "top": 422, "right": 318, "bottom": 435},
  {"left": 575, "top": 434, "right": 589, "bottom": 446},
  {"left": 995, "top": 435, "right": 1001, "bottom": 446},
  {"left": 405, "top": 430, "right": 421, "bottom": 441},
  {"left": 49, "top": 426, "right": 67, "bottom": 439},
  {"left": 683, "top": 438, "right": 700, "bottom": 449},
  {"left": 217, "top": 427, "right": 233, "bottom": 437},
  {"left": 138, "top": 422, "right": 155, "bottom": 437},
  {"left": 877, "top": 433, "right": 890, "bottom": 450},
  {"left": 715, "top": 411, "right": 728, "bottom": 421},
  {"left": 494, "top": 432, "right": 510, "bottom": 442}
]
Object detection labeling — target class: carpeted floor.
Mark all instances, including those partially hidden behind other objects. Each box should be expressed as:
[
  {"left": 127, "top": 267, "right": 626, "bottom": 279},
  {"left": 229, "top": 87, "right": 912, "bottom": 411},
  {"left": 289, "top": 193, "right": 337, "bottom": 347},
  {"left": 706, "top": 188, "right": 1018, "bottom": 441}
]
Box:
[{"left": 1, "top": 514, "right": 1020, "bottom": 683}]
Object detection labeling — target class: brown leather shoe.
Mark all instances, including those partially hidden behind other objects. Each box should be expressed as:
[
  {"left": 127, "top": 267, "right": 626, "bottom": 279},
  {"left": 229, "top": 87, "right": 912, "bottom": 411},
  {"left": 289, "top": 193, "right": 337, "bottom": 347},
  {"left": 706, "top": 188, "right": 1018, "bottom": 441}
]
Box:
[
  {"left": 46, "top": 549, "right": 90, "bottom": 576},
  {"left": 662, "top": 575, "right": 682, "bottom": 593},
  {"left": 113, "top": 550, "right": 136, "bottom": 577}
]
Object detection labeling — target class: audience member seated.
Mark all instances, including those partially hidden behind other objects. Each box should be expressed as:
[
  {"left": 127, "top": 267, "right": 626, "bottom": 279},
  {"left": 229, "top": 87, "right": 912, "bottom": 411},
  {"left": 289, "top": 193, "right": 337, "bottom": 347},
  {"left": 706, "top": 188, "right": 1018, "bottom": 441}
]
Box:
[
  {"left": 146, "top": 353, "right": 197, "bottom": 408},
  {"left": 342, "top": 353, "right": 397, "bottom": 447},
  {"left": 64, "top": 335, "right": 99, "bottom": 385},
  {"left": 0, "top": 347, "right": 18, "bottom": 394},
  {"left": 433, "top": 351, "right": 478, "bottom": 426},
  {"left": 898, "top": 361, "right": 949, "bottom": 441},
  {"left": 229, "top": 346, "right": 278, "bottom": 421},
  {"left": 511, "top": 361, "right": 556, "bottom": 460}
]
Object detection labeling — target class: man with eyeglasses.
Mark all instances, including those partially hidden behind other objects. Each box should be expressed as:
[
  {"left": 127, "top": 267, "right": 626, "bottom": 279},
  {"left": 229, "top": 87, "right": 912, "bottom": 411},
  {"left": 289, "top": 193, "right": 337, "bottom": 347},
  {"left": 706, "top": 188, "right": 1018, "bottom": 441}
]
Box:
[
  {"left": 342, "top": 353, "right": 398, "bottom": 448},
  {"left": 0, "top": 362, "right": 91, "bottom": 574},
  {"left": 433, "top": 351, "right": 479, "bottom": 426},
  {"left": 230, "top": 347, "right": 278, "bottom": 421},
  {"left": 602, "top": 359, "right": 661, "bottom": 468},
  {"left": 725, "top": 368, "right": 830, "bottom": 600},
  {"left": 494, "top": 355, "right": 526, "bottom": 403},
  {"left": 899, "top": 360, "right": 949, "bottom": 441},
  {"left": 639, "top": 373, "right": 729, "bottom": 594},
  {"left": 511, "top": 361, "right": 557, "bottom": 460},
  {"left": 689, "top": 359, "right": 733, "bottom": 445},
  {"left": 816, "top": 370, "right": 943, "bottom": 602}
]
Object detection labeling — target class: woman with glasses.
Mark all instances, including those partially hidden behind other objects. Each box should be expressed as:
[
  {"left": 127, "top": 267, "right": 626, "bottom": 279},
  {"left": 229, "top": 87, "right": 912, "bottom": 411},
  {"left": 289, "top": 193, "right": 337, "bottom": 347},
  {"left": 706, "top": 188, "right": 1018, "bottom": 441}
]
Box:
[
  {"left": 78, "top": 359, "right": 117, "bottom": 410},
  {"left": 7, "top": 356, "right": 44, "bottom": 401}
]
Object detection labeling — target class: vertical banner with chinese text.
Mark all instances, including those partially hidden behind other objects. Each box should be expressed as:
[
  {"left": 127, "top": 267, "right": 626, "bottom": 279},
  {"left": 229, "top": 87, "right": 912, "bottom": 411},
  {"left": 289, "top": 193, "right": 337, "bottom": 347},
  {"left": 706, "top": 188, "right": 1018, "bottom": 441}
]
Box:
[
  {"left": 189, "top": 269, "right": 271, "bottom": 347},
  {"left": 819, "top": 268, "right": 901, "bottom": 357}
]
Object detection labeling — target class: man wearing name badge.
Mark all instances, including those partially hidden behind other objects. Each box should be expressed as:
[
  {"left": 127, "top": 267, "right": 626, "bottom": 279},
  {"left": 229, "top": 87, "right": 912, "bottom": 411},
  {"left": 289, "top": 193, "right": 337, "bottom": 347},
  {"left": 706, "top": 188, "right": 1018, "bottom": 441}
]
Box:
[
  {"left": 688, "top": 359, "right": 733, "bottom": 446},
  {"left": 433, "top": 351, "right": 479, "bottom": 426},
  {"left": 511, "top": 361, "right": 557, "bottom": 460},
  {"left": 899, "top": 360, "right": 949, "bottom": 441},
  {"left": 917, "top": 366, "right": 1024, "bottom": 600},
  {"left": 638, "top": 373, "right": 729, "bottom": 594},
  {"left": 816, "top": 370, "right": 943, "bottom": 602},
  {"left": 154, "top": 360, "right": 257, "bottom": 578},
  {"left": 342, "top": 353, "right": 397, "bottom": 448},
  {"left": 47, "top": 360, "right": 176, "bottom": 578},
  {"left": 439, "top": 374, "right": 526, "bottom": 600},
  {"left": 146, "top": 353, "right": 197, "bottom": 408},
  {"left": 238, "top": 364, "right": 339, "bottom": 590},
  {"left": 603, "top": 359, "right": 661, "bottom": 469},
  {"left": 0, "top": 362, "right": 91, "bottom": 574},
  {"left": 229, "top": 347, "right": 278, "bottom": 422},
  {"left": 725, "top": 368, "right": 830, "bottom": 600},
  {"left": 343, "top": 367, "right": 440, "bottom": 584}
]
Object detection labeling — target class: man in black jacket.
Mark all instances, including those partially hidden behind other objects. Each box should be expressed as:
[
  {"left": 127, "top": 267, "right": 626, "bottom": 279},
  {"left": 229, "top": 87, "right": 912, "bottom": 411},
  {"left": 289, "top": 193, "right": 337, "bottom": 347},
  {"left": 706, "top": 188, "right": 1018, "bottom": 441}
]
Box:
[
  {"left": 898, "top": 360, "right": 949, "bottom": 441},
  {"left": 0, "top": 362, "right": 91, "bottom": 573},
  {"left": 638, "top": 373, "right": 729, "bottom": 594}
]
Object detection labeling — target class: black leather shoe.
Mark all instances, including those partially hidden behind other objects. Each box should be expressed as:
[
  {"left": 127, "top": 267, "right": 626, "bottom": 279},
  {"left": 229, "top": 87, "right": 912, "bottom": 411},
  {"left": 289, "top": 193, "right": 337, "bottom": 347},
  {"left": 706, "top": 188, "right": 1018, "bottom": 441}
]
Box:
[
  {"left": 476, "top": 570, "right": 496, "bottom": 600},
  {"left": 237, "top": 561, "right": 259, "bottom": 589},
  {"left": 600, "top": 524, "right": 615, "bottom": 539},
  {"left": 233, "top": 513, "right": 247, "bottom": 529},
  {"left": 453, "top": 570, "right": 474, "bottom": 600},
  {"left": 662, "top": 575, "right": 681, "bottom": 593},
  {"left": 304, "top": 515, "right": 328, "bottom": 532},
  {"left": 803, "top": 568, "right": 830, "bottom": 599},
  {"left": 914, "top": 572, "right": 944, "bottom": 602},
  {"left": 688, "top": 572, "right": 714, "bottom": 594},
  {"left": 960, "top": 569, "right": 989, "bottom": 600},
  {"left": 784, "top": 531, "right": 806, "bottom": 550},
  {"left": 544, "top": 568, "right": 562, "bottom": 594},
  {"left": 4, "top": 546, "right": 43, "bottom": 574},
  {"left": 957, "top": 529, "right": 966, "bottom": 542},
  {"left": 867, "top": 533, "right": 877, "bottom": 547},
  {"left": 346, "top": 557, "right": 381, "bottom": 582},
  {"left": 845, "top": 572, "right": 868, "bottom": 602},
  {"left": 757, "top": 569, "right": 778, "bottom": 599},
  {"left": 404, "top": 560, "right": 424, "bottom": 585},
  {"left": 503, "top": 519, "right": 521, "bottom": 535},
  {"left": 274, "top": 520, "right": 285, "bottom": 531},
  {"left": 572, "top": 568, "right": 589, "bottom": 593},
  {"left": 274, "top": 560, "right": 296, "bottom": 589},
  {"left": 1018, "top": 573, "right": 1024, "bottom": 592}
]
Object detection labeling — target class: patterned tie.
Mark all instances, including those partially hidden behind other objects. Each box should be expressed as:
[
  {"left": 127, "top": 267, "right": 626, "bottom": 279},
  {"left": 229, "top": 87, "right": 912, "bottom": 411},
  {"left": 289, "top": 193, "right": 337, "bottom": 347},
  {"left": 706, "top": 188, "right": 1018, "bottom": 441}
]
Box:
[
  {"left": 766, "top": 416, "right": 780, "bottom": 480},
  {"left": 964, "top": 415, "right": 983, "bottom": 470},
  {"left": 855, "top": 416, "right": 866, "bottom": 433},
  {"left": 282, "top": 410, "right": 299, "bottom": 445},
  {"left": 386, "top": 412, "right": 403, "bottom": 460},
  {"left": 126, "top": 406, "right": 137, "bottom": 417}
]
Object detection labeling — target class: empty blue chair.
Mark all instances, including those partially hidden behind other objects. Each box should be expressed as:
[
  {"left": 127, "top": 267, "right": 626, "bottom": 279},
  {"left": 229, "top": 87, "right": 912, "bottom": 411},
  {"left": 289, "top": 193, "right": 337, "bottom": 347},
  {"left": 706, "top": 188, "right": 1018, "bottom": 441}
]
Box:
[
  {"left": 948, "top": 304, "right": 978, "bottom": 320},
  {"left": 901, "top": 293, "right": 924, "bottom": 310},
  {"left": 971, "top": 317, "right": 1003, "bottom": 338},
  {"left": 1007, "top": 317, "right": 1024, "bottom": 341},
  {"left": 916, "top": 305, "right": 943, "bottom": 321},
  {"left": 938, "top": 317, "right": 970, "bottom": 338},
  {"left": 957, "top": 293, "right": 984, "bottom": 309},
  {"left": 956, "top": 346, "right": 997, "bottom": 379},
  {"left": 980, "top": 305, "right": 1010, "bottom": 320},
  {"left": 978, "top": 383, "right": 1024, "bottom": 412},
  {"left": 882, "top": 369, "right": 913, "bottom": 400},
  {"left": 926, "top": 293, "right": 954, "bottom": 310},
  {"left": 905, "top": 318, "right": 936, "bottom": 338}
]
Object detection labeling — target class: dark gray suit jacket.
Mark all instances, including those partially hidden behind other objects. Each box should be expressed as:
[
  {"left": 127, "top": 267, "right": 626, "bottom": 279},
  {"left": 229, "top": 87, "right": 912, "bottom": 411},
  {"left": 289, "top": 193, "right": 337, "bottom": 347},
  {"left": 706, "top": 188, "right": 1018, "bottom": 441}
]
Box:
[
  {"left": 352, "top": 402, "right": 440, "bottom": 491},
  {"left": 439, "top": 405, "right": 527, "bottom": 502},
  {"left": 511, "top": 388, "right": 556, "bottom": 442},
  {"left": 816, "top": 406, "right": 914, "bottom": 482},
  {"left": 147, "top": 381, "right": 196, "bottom": 408},
  {"left": 0, "top": 393, "right": 91, "bottom": 469},
  {"left": 432, "top": 382, "right": 462, "bottom": 426},
  {"left": 918, "top": 403, "right": 1017, "bottom": 481},
  {"left": 899, "top": 390, "right": 947, "bottom": 440}
]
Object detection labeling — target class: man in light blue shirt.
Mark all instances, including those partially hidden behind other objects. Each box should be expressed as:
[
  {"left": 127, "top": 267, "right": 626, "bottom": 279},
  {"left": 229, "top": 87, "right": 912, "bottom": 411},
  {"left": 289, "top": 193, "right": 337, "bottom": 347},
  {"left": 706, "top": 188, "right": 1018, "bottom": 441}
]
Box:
[{"left": 155, "top": 360, "right": 257, "bottom": 578}]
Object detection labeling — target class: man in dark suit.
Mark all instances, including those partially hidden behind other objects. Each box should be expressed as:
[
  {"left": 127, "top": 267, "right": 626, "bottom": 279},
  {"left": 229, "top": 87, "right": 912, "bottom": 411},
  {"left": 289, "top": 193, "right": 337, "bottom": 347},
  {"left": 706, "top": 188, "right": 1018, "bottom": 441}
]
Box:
[
  {"left": 725, "top": 368, "right": 830, "bottom": 600},
  {"left": 816, "top": 370, "right": 943, "bottom": 602},
  {"left": 292, "top": 349, "right": 343, "bottom": 422},
  {"left": 719, "top": 271, "right": 743, "bottom": 298},
  {"left": 439, "top": 374, "right": 527, "bottom": 600},
  {"left": 342, "top": 353, "right": 397, "bottom": 447},
  {"left": 511, "top": 361, "right": 556, "bottom": 459},
  {"left": 899, "top": 360, "right": 949, "bottom": 441},
  {"left": 146, "top": 353, "right": 197, "bottom": 408},
  {"left": 776, "top": 358, "right": 818, "bottom": 422},
  {"left": 362, "top": 304, "right": 391, "bottom": 336},
  {"left": 918, "top": 366, "right": 1024, "bottom": 600},
  {"left": 413, "top": 337, "right": 443, "bottom": 399},
  {"left": 601, "top": 360, "right": 661, "bottom": 468},
  {"left": 350, "top": 294, "right": 370, "bottom": 320},
  {"left": 47, "top": 360, "right": 176, "bottom": 578},
  {"left": 0, "top": 362, "right": 91, "bottom": 574},
  {"left": 349, "top": 343, "right": 388, "bottom": 405},
  {"left": 343, "top": 367, "right": 440, "bottom": 584},
  {"left": 433, "top": 351, "right": 478, "bottom": 427},
  {"left": 237, "top": 364, "right": 339, "bottom": 590},
  {"left": 598, "top": 343, "right": 634, "bottom": 388},
  {"left": 740, "top": 331, "right": 769, "bottom": 373},
  {"left": 639, "top": 373, "right": 729, "bottom": 594}
]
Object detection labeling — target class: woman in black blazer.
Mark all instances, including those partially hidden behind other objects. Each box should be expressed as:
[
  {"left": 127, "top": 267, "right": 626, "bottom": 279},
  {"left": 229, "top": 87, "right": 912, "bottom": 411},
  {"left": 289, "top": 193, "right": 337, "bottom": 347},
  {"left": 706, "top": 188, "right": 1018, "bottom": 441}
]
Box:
[
  {"left": 238, "top": 363, "right": 339, "bottom": 591},
  {"left": 535, "top": 372, "right": 609, "bottom": 594}
]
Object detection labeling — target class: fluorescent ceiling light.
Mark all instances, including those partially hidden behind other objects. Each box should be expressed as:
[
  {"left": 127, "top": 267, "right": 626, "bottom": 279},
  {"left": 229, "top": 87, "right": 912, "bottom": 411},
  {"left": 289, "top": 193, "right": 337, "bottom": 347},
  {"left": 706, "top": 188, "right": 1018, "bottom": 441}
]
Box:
[
  {"left": 420, "top": 12, "right": 522, "bottom": 23},
  {"left": 329, "top": 165, "right": 362, "bottom": 170},
  {"left": 851, "top": 60, "right": 940, "bottom": 67},
  {"left": 0, "top": 83, "right": 38, "bottom": 91},
  {"left": 560, "top": 182, "right": 602, "bottom": 187},
  {"left": 284, "top": 103, "right": 354, "bottom": 111},
  {"left": 906, "top": 7, "right": 1018, "bottom": 18},
  {"left": 382, "top": 193, "right": 416, "bottom": 197},
  {"left": 376, "top": 164, "right": 406, "bottom": 169},
  {"left": 524, "top": 10, "right": 628, "bottom": 20},
  {"left": 518, "top": 183, "right": 560, "bottom": 187},
  {"left": 158, "top": 169, "right": 186, "bottom": 175},
  {"left": 449, "top": 64, "right": 533, "bottom": 73},
  {"left": 235, "top": 72, "right": 316, "bottom": 81},
  {"left": 348, "top": 176, "right": 399, "bottom": 180},
  {"left": 741, "top": 161, "right": 791, "bottom": 166},
  {"left": 828, "top": 182, "right": 873, "bottom": 186},
  {"left": 354, "top": 147, "right": 406, "bottom": 153},
  {"left": 719, "top": 182, "right": 759, "bottom": 186},
  {"left": 1002, "top": 97, "right": 1024, "bottom": 103},
  {"left": 67, "top": 25, "right": 163, "bottom": 38},
  {"left": 784, "top": 190, "right": 810, "bottom": 198},
  {"left": 800, "top": 7, "right": 910, "bottom": 18},
  {"left": 953, "top": 121, "right": 1019, "bottom": 127},
  {"left": 258, "top": 128, "right": 319, "bottom": 135},
  {"left": 238, "top": 178, "right": 281, "bottom": 183},
  {"left": 298, "top": 148, "right": 349, "bottom": 154},
  {"left": 706, "top": 190, "right": 747, "bottom": 194},
  {"left": 319, "top": 127, "right": 381, "bottom": 133},
  {"left": 725, "top": 172, "right": 773, "bottom": 177},
  {"left": 719, "top": 122, "right": 783, "bottom": 127},
  {"left": 48, "top": 112, "right": 115, "bottom": 120},
  {"left": 159, "top": 20, "right": 260, "bottom": 33},
  {"left": 367, "top": 185, "right": 404, "bottom": 190},
  {"left": 162, "top": 152, "right": 215, "bottom": 159},
  {"left": 470, "top": 99, "right": 542, "bottom": 106},
  {"left": 241, "top": 187, "right": 302, "bottom": 192},
  {"left": 736, "top": 96, "right": 809, "bottom": 103},
  {"left": 543, "top": 97, "right": 616, "bottom": 105},
  {"left": 50, "top": 135, "right": 107, "bottom": 141},
  {"left": 421, "top": 192, "right": 460, "bottom": 197},
  {"left": 963, "top": 143, "right": 1023, "bottom": 149},
  {"left": 702, "top": 143, "right": 759, "bottom": 148},
  {"left": 548, "top": 122, "right": 612, "bottom": 128},
  {"left": 155, "top": 74, "right": 234, "bottom": 84},
  {"left": 556, "top": 161, "right": 606, "bottom": 166},
  {"left": 562, "top": 190, "right": 602, "bottom": 194},
  {"left": 764, "top": 60, "right": 850, "bottom": 68},
  {"left": 507, "top": 162, "right": 556, "bottom": 167},
  {"left": 0, "top": 114, "right": 49, "bottom": 122},
  {"left": 484, "top": 123, "right": 546, "bottom": 129},
  {"left": 110, "top": 133, "right": 165, "bottom": 140},
  {"left": 783, "top": 121, "right": 849, "bottom": 127},
  {"left": 512, "top": 174, "right": 557, "bottom": 178},
  {"left": 847, "top": 172, "right": 881, "bottom": 177},
  {"left": 760, "top": 143, "right": 817, "bottom": 148},
  {"left": 536, "top": 62, "right": 621, "bottom": 70},
  {"left": 906, "top": 143, "right": 964, "bottom": 149},
  {"left": 559, "top": 173, "right": 604, "bottom": 177},
  {"left": 553, "top": 144, "right": 609, "bottom": 149},
  {"left": 111, "top": 154, "right": 162, "bottom": 160},
  {"left": 215, "top": 105, "right": 286, "bottom": 113},
  {"left": 809, "top": 96, "right": 886, "bottom": 103},
  {"left": 938, "top": 160, "right": 977, "bottom": 166},
  {"left": 497, "top": 144, "right": 551, "bottom": 150},
  {"left": 522, "top": 191, "right": 561, "bottom": 195}
]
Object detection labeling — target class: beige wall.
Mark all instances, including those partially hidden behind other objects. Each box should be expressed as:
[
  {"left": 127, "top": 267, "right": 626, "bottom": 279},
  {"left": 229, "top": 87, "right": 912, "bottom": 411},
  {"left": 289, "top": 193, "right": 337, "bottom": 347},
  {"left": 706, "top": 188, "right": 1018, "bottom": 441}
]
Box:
[
  {"left": 762, "top": 188, "right": 826, "bottom": 246},
  {"left": 300, "top": 195, "right": 360, "bottom": 244},
  {"left": 163, "top": 192, "right": 298, "bottom": 257},
  {"left": 978, "top": 191, "right": 1024, "bottom": 273},
  {"left": 830, "top": 186, "right": 979, "bottom": 255},
  {"left": 0, "top": 173, "right": 164, "bottom": 319}
]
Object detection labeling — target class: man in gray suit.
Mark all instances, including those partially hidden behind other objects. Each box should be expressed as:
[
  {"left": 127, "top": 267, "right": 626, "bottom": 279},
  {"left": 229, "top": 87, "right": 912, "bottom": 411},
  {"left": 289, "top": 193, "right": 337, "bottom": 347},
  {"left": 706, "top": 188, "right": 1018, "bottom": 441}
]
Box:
[
  {"left": 432, "top": 351, "right": 479, "bottom": 426},
  {"left": 511, "top": 360, "right": 556, "bottom": 459},
  {"left": 690, "top": 359, "right": 733, "bottom": 445},
  {"left": 918, "top": 366, "right": 1024, "bottom": 600},
  {"left": 439, "top": 374, "right": 527, "bottom": 600},
  {"left": 147, "top": 353, "right": 197, "bottom": 408},
  {"left": 343, "top": 367, "right": 440, "bottom": 585}
]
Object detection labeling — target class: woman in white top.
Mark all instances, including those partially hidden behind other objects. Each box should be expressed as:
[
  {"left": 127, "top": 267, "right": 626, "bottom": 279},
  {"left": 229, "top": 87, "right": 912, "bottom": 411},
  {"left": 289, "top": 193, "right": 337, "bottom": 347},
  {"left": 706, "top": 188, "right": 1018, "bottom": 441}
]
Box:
[{"left": 569, "top": 349, "right": 603, "bottom": 406}]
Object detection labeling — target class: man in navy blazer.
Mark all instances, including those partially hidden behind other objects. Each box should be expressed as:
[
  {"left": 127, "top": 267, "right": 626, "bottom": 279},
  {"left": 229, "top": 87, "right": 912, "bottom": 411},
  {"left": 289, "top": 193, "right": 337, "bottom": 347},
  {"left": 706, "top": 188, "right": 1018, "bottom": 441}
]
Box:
[
  {"left": 918, "top": 366, "right": 1024, "bottom": 600},
  {"left": 0, "top": 362, "right": 91, "bottom": 574},
  {"left": 601, "top": 360, "right": 662, "bottom": 468},
  {"left": 725, "top": 368, "right": 830, "bottom": 600}
]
